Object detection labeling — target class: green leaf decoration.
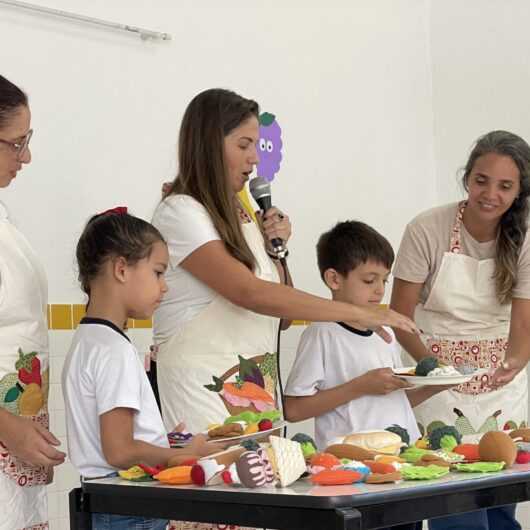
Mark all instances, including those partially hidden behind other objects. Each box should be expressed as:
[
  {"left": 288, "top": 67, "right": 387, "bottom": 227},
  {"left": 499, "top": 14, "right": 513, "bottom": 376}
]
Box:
[
  {"left": 5, "top": 386, "right": 21, "bottom": 403},
  {"left": 204, "top": 376, "right": 224, "bottom": 393},
  {"left": 259, "top": 112, "right": 276, "bottom": 126}
]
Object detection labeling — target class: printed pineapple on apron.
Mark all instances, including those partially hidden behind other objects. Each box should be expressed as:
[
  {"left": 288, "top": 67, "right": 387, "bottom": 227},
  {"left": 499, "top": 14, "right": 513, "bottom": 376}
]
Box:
[
  {"left": 0, "top": 203, "right": 50, "bottom": 530},
  {"left": 157, "top": 217, "right": 280, "bottom": 435},
  {"left": 412, "top": 201, "right": 528, "bottom": 439}
]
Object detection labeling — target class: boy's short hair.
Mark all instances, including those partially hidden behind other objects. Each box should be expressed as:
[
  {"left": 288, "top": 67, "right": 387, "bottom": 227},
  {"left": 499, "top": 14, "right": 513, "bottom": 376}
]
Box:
[{"left": 316, "top": 220, "right": 394, "bottom": 280}]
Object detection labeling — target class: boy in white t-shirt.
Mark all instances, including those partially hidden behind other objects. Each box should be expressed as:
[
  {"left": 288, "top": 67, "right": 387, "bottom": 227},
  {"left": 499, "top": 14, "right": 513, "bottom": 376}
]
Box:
[{"left": 284, "top": 221, "right": 449, "bottom": 455}]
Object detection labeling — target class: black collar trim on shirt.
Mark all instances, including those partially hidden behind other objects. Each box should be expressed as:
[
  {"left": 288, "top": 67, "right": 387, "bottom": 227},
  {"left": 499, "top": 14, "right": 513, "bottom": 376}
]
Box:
[
  {"left": 336, "top": 321, "right": 374, "bottom": 337},
  {"left": 79, "top": 317, "right": 131, "bottom": 343}
]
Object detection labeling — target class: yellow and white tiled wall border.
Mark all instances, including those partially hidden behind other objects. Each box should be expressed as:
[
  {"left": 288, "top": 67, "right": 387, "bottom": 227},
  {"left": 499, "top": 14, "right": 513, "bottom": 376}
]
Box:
[{"left": 46, "top": 304, "right": 309, "bottom": 330}]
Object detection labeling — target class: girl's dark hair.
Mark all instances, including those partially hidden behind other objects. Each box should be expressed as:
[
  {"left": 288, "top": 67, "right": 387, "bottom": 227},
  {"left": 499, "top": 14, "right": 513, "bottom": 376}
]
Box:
[
  {"left": 317, "top": 220, "right": 394, "bottom": 281},
  {"left": 462, "top": 130, "right": 530, "bottom": 304},
  {"left": 76, "top": 211, "right": 164, "bottom": 297},
  {"left": 0, "top": 75, "right": 28, "bottom": 129},
  {"left": 164, "top": 88, "right": 259, "bottom": 270}
]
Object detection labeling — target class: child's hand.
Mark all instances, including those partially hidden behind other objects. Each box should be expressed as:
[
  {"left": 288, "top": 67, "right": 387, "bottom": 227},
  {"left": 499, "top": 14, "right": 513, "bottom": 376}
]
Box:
[
  {"left": 358, "top": 368, "right": 412, "bottom": 395},
  {"left": 187, "top": 434, "right": 226, "bottom": 457}
]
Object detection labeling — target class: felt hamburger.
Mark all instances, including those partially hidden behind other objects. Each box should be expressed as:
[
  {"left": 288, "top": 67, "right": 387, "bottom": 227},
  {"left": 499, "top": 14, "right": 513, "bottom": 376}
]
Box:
[{"left": 339, "top": 430, "right": 405, "bottom": 456}]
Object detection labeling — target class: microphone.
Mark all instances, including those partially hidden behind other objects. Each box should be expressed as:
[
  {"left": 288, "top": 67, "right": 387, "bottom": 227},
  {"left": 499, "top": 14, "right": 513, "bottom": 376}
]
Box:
[{"left": 249, "top": 176, "right": 288, "bottom": 259}]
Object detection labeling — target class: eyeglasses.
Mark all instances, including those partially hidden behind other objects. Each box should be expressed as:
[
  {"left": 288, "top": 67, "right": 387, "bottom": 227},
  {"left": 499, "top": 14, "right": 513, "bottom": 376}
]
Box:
[{"left": 0, "top": 129, "right": 33, "bottom": 160}]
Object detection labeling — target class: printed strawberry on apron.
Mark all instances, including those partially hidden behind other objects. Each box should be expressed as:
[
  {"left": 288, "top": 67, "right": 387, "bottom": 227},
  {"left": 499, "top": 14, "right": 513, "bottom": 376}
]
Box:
[{"left": 412, "top": 201, "right": 528, "bottom": 440}]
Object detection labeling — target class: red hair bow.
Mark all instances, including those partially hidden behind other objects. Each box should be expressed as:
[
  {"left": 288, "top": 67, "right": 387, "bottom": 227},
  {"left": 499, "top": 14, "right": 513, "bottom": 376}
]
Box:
[{"left": 101, "top": 206, "right": 128, "bottom": 216}]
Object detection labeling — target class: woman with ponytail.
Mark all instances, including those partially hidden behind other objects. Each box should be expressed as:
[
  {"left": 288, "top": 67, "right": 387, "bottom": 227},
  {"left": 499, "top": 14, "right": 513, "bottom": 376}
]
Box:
[{"left": 391, "top": 130, "right": 530, "bottom": 530}]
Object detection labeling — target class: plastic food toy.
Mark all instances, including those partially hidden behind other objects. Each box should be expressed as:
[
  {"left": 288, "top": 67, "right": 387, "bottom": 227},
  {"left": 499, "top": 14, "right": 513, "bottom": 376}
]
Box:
[
  {"left": 385, "top": 425, "right": 410, "bottom": 446},
  {"left": 454, "top": 462, "right": 505, "bottom": 473},
  {"left": 310, "top": 469, "right": 363, "bottom": 485},
  {"left": 291, "top": 433, "right": 318, "bottom": 460},
  {"left": 479, "top": 431, "right": 517, "bottom": 468},
  {"left": 428, "top": 426, "right": 462, "bottom": 451},
  {"left": 401, "top": 464, "right": 450, "bottom": 480},
  {"left": 154, "top": 465, "right": 193, "bottom": 485}
]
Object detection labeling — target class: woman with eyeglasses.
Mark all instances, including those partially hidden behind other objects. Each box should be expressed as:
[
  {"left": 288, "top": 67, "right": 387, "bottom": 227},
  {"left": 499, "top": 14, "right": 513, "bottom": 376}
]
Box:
[{"left": 0, "top": 74, "right": 65, "bottom": 530}]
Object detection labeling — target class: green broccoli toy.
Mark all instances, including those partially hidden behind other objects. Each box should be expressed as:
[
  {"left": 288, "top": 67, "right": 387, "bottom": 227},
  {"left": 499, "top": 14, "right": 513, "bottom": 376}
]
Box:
[
  {"left": 415, "top": 357, "right": 439, "bottom": 376},
  {"left": 386, "top": 424, "right": 410, "bottom": 446},
  {"left": 291, "top": 433, "right": 317, "bottom": 459},
  {"left": 429, "top": 425, "right": 462, "bottom": 451}
]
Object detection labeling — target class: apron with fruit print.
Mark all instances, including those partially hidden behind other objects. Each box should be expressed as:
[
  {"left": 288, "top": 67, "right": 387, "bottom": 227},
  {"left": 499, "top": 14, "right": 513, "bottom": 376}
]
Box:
[
  {"left": 157, "top": 214, "right": 280, "bottom": 530},
  {"left": 0, "top": 204, "right": 50, "bottom": 530},
  {"left": 412, "top": 201, "right": 528, "bottom": 441}
]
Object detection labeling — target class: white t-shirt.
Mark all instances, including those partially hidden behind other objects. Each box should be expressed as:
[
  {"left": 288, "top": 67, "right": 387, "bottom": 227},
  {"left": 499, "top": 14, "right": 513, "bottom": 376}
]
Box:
[
  {"left": 62, "top": 318, "right": 169, "bottom": 478},
  {"left": 152, "top": 195, "right": 221, "bottom": 344},
  {"left": 284, "top": 322, "right": 420, "bottom": 450}
]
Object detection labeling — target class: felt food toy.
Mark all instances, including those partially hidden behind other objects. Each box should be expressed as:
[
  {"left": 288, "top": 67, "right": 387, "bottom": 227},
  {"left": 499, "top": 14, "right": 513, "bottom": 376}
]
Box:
[
  {"left": 208, "top": 423, "right": 244, "bottom": 439},
  {"left": 385, "top": 425, "right": 410, "bottom": 446},
  {"left": 311, "top": 469, "right": 362, "bottom": 485},
  {"left": 453, "top": 444, "right": 480, "bottom": 462},
  {"left": 428, "top": 426, "right": 462, "bottom": 451},
  {"left": 454, "top": 462, "right": 505, "bottom": 473},
  {"left": 363, "top": 461, "right": 397, "bottom": 475},
  {"left": 341, "top": 431, "right": 404, "bottom": 456},
  {"left": 325, "top": 443, "right": 375, "bottom": 461},
  {"left": 154, "top": 465, "right": 193, "bottom": 485},
  {"left": 401, "top": 446, "right": 431, "bottom": 464},
  {"left": 374, "top": 455, "right": 405, "bottom": 464},
  {"left": 479, "top": 431, "right": 517, "bottom": 468},
  {"left": 310, "top": 453, "right": 341, "bottom": 470},
  {"left": 414, "top": 357, "right": 439, "bottom": 376},
  {"left": 401, "top": 464, "right": 450, "bottom": 480},
  {"left": 243, "top": 423, "right": 259, "bottom": 435},
  {"left": 365, "top": 471, "right": 402, "bottom": 484},
  {"left": 119, "top": 465, "right": 153, "bottom": 481},
  {"left": 191, "top": 459, "right": 225, "bottom": 486},
  {"left": 415, "top": 454, "right": 451, "bottom": 468},
  {"left": 291, "top": 433, "right": 317, "bottom": 460},
  {"left": 509, "top": 428, "right": 530, "bottom": 442},
  {"left": 516, "top": 451, "right": 530, "bottom": 464},
  {"left": 222, "top": 448, "right": 275, "bottom": 488},
  {"left": 479, "top": 431, "right": 517, "bottom": 465},
  {"left": 268, "top": 435, "right": 307, "bottom": 487}
]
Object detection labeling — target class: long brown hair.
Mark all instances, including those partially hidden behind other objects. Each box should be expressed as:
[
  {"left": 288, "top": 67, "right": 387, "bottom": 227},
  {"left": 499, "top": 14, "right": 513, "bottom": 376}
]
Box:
[
  {"left": 462, "top": 130, "right": 530, "bottom": 304},
  {"left": 164, "top": 88, "right": 259, "bottom": 270}
]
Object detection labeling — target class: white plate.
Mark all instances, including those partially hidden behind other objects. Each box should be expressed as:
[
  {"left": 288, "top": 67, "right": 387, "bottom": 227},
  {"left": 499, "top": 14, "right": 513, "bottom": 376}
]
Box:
[
  {"left": 172, "top": 421, "right": 286, "bottom": 447},
  {"left": 393, "top": 367, "right": 487, "bottom": 386}
]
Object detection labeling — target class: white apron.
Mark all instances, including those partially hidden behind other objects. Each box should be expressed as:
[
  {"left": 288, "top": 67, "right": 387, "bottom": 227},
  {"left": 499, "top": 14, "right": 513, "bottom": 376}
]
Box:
[
  {"left": 412, "top": 201, "right": 528, "bottom": 439},
  {"left": 0, "top": 203, "right": 50, "bottom": 530},
  {"left": 157, "top": 219, "right": 281, "bottom": 434}
]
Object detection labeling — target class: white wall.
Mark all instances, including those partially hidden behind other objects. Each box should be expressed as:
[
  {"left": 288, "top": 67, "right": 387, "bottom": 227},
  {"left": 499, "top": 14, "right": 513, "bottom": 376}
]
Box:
[{"left": 6, "top": 0, "right": 530, "bottom": 528}]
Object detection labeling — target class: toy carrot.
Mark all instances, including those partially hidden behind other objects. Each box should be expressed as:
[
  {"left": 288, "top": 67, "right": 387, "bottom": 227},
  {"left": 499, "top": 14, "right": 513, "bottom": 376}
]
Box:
[{"left": 154, "top": 465, "right": 193, "bottom": 485}]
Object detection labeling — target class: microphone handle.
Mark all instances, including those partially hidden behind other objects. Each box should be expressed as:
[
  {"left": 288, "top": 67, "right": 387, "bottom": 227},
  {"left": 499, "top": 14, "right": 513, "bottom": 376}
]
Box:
[{"left": 256, "top": 196, "right": 287, "bottom": 256}]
